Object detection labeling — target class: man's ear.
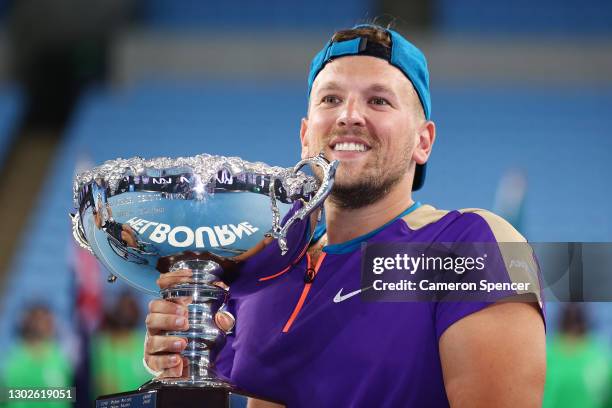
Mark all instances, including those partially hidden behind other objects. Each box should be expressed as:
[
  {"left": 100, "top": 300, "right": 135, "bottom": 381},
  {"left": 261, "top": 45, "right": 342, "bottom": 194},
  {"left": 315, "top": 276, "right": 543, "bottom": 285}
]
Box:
[
  {"left": 412, "top": 120, "right": 436, "bottom": 165},
  {"left": 300, "top": 117, "right": 309, "bottom": 159}
]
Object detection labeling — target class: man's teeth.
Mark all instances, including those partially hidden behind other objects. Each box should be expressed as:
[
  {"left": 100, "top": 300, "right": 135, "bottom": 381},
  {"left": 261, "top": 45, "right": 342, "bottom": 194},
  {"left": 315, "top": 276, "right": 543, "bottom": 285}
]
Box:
[{"left": 333, "top": 142, "right": 368, "bottom": 152}]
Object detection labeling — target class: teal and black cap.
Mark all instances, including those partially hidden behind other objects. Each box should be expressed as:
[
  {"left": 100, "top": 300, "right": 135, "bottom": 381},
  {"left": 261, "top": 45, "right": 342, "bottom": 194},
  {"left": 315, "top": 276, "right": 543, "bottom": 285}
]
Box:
[{"left": 308, "top": 24, "right": 430, "bottom": 191}]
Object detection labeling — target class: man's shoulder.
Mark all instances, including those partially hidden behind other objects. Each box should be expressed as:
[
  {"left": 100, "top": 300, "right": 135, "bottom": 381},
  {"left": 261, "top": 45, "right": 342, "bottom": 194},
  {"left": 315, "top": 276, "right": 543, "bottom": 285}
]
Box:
[
  {"left": 399, "top": 204, "right": 525, "bottom": 243},
  {"left": 456, "top": 207, "right": 526, "bottom": 243}
]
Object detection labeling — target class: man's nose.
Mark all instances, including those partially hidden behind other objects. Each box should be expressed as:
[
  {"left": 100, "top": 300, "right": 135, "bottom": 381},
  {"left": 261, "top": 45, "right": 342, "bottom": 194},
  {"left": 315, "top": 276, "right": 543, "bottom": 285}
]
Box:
[{"left": 336, "top": 98, "right": 366, "bottom": 127}]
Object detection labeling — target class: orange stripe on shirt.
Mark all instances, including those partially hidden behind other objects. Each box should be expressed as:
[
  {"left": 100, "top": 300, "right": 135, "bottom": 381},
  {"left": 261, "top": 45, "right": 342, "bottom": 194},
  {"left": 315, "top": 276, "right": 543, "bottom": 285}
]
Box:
[{"left": 282, "top": 252, "right": 326, "bottom": 333}]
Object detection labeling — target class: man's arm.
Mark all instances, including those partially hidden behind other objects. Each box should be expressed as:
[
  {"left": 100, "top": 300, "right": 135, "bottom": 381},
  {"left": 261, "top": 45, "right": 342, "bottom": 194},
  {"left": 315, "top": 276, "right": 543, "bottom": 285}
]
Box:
[{"left": 439, "top": 302, "right": 545, "bottom": 408}]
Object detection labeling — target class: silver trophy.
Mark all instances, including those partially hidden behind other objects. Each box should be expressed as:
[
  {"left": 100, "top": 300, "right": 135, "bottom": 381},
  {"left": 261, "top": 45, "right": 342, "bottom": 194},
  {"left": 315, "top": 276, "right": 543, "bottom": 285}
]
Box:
[{"left": 72, "top": 153, "right": 338, "bottom": 407}]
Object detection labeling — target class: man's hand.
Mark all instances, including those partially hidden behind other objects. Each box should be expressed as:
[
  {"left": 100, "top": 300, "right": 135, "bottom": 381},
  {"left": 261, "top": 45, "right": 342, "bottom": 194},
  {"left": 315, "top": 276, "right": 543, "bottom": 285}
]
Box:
[{"left": 144, "top": 269, "right": 235, "bottom": 377}]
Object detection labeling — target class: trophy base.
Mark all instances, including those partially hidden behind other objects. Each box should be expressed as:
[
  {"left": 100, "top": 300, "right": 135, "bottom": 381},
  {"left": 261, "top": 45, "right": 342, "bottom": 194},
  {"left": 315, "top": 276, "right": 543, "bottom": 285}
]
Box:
[
  {"left": 95, "top": 383, "right": 282, "bottom": 408},
  {"left": 149, "top": 377, "right": 230, "bottom": 387}
]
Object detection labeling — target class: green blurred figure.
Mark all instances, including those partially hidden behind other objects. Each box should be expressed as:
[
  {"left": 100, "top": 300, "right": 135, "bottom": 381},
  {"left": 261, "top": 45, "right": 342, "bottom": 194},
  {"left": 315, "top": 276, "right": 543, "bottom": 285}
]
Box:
[
  {"left": 544, "top": 304, "right": 611, "bottom": 408},
  {"left": 91, "top": 291, "right": 150, "bottom": 397},
  {"left": 1, "top": 304, "right": 72, "bottom": 408}
]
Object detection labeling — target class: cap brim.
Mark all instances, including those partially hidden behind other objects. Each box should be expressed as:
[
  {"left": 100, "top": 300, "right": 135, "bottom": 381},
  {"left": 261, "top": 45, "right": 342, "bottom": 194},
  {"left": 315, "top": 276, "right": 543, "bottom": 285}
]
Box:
[{"left": 412, "top": 163, "right": 426, "bottom": 191}]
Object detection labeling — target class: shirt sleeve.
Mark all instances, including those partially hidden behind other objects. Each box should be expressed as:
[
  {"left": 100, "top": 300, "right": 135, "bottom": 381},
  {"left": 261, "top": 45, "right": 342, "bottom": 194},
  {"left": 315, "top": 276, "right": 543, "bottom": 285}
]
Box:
[{"left": 434, "top": 209, "right": 545, "bottom": 341}]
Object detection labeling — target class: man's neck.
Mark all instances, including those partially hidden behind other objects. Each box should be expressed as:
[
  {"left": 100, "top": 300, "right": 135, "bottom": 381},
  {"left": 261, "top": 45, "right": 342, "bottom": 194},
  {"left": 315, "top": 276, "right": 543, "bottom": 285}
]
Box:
[{"left": 323, "top": 182, "right": 414, "bottom": 245}]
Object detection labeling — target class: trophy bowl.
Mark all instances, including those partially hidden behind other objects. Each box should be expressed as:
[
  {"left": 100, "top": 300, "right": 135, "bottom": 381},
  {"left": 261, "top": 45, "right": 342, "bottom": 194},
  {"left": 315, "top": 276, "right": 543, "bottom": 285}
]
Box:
[{"left": 72, "top": 153, "right": 337, "bottom": 407}]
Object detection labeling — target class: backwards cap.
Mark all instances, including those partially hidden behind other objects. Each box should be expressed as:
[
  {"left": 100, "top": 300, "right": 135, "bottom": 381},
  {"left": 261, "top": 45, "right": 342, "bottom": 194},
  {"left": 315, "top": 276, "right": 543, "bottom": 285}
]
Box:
[{"left": 307, "top": 24, "right": 430, "bottom": 191}]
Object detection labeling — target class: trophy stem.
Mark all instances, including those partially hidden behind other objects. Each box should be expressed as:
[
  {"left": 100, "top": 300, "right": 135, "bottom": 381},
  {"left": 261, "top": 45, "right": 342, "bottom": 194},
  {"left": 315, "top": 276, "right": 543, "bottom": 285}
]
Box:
[{"left": 149, "top": 259, "right": 230, "bottom": 388}]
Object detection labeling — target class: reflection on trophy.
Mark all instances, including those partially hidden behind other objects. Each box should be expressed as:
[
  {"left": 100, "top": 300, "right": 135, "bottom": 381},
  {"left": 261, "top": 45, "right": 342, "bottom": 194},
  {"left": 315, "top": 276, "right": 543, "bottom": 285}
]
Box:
[{"left": 71, "top": 153, "right": 338, "bottom": 407}]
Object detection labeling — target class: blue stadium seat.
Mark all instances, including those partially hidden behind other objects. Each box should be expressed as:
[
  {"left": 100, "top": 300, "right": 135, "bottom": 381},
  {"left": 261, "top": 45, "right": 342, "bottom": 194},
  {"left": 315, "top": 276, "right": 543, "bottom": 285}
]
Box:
[
  {"left": 141, "top": 0, "right": 373, "bottom": 30},
  {"left": 0, "top": 0, "right": 8, "bottom": 21},
  {"left": 435, "top": 0, "right": 612, "bottom": 34},
  {"left": 423, "top": 84, "right": 612, "bottom": 241},
  {"left": 0, "top": 85, "right": 23, "bottom": 167}
]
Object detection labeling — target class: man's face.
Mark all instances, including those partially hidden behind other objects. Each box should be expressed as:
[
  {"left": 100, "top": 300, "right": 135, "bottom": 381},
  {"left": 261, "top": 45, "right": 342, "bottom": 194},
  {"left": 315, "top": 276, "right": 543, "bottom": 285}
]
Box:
[{"left": 301, "top": 56, "right": 429, "bottom": 208}]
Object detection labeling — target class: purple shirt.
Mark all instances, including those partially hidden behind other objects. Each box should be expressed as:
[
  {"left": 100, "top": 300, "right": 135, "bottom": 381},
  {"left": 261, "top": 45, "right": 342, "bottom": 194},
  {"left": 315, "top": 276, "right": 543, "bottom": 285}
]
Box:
[{"left": 215, "top": 203, "right": 544, "bottom": 407}]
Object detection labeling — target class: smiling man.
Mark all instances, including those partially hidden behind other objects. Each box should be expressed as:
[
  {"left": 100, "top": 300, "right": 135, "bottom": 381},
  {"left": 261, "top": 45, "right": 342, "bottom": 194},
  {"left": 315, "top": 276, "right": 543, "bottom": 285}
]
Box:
[{"left": 144, "top": 24, "right": 546, "bottom": 407}]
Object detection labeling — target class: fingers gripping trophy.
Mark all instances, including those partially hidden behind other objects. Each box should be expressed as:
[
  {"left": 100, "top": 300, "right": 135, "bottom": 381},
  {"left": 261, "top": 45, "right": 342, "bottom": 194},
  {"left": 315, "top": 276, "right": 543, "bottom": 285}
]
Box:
[{"left": 72, "top": 153, "right": 338, "bottom": 407}]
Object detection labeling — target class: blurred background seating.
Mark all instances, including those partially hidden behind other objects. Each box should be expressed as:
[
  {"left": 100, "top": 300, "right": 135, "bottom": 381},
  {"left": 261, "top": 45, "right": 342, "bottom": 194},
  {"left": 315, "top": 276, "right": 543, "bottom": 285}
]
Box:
[
  {"left": 0, "top": 85, "right": 22, "bottom": 167},
  {"left": 0, "top": 0, "right": 610, "bottom": 406}
]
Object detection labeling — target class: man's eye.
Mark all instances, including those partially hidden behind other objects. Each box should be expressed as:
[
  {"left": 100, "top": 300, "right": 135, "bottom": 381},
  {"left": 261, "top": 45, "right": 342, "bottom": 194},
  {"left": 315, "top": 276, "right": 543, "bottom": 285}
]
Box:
[
  {"left": 369, "top": 97, "right": 390, "bottom": 106},
  {"left": 322, "top": 95, "right": 341, "bottom": 104}
]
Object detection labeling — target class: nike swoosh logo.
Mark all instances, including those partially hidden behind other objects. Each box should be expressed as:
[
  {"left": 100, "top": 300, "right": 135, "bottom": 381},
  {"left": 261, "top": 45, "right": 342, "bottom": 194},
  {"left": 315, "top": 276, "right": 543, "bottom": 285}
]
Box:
[{"left": 333, "top": 286, "right": 372, "bottom": 303}]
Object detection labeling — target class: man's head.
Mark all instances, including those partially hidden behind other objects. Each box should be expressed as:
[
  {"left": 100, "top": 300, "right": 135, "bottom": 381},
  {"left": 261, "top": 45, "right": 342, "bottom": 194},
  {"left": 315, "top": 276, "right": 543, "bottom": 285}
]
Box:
[
  {"left": 300, "top": 24, "right": 435, "bottom": 209},
  {"left": 19, "top": 304, "right": 55, "bottom": 343}
]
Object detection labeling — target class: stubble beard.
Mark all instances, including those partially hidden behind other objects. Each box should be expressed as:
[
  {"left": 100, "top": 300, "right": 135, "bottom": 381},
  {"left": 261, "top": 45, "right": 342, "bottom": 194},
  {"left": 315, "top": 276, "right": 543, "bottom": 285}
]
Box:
[
  {"left": 310, "top": 129, "right": 412, "bottom": 210},
  {"left": 312, "top": 149, "right": 410, "bottom": 210},
  {"left": 328, "top": 163, "right": 406, "bottom": 210}
]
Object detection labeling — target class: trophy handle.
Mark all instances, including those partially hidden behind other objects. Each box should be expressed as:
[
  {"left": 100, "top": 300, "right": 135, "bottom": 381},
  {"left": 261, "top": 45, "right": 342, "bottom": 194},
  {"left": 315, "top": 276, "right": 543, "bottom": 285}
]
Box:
[
  {"left": 269, "top": 153, "right": 338, "bottom": 255},
  {"left": 70, "top": 212, "right": 94, "bottom": 254}
]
